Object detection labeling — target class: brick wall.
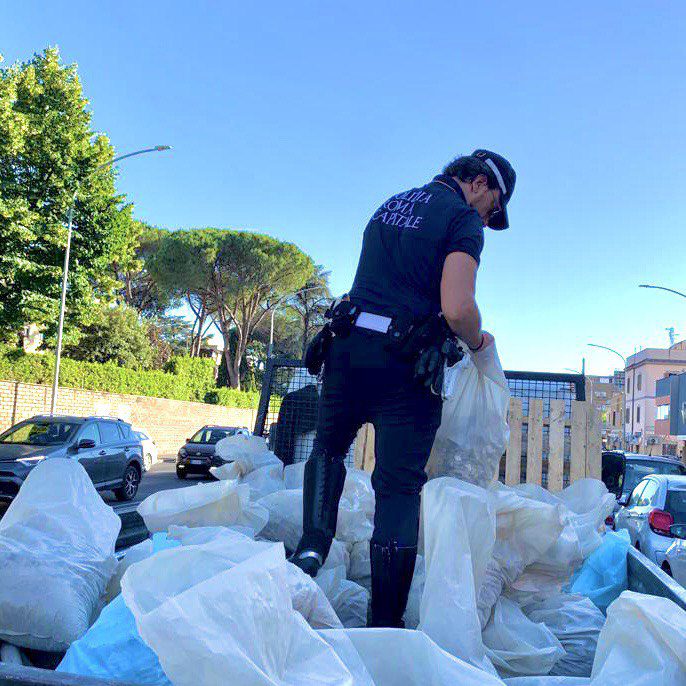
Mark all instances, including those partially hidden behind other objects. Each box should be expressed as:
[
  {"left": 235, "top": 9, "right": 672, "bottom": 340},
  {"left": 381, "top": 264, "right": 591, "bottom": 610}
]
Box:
[{"left": 0, "top": 380, "right": 256, "bottom": 457}]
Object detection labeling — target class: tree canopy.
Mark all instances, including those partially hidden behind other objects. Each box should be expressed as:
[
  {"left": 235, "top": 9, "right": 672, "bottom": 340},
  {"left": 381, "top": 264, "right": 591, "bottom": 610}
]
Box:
[
  {"left": 0, "top": 48, "right": 136, "bottom": 343},
  {"left": 150, "top": 228, "right": 314, "bottom": 388}
]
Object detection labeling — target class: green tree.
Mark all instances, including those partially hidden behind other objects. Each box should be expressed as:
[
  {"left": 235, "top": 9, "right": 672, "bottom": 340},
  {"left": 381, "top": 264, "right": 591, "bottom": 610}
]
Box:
[
  {"left": 150, "top": 229, "right": 314, "bottom": 389},
  {"left": 287, "top": 265, "right": 332, "bottom": 357},
  {"left": 112, "top": 222, "right": 173, "bottom": 317},
  {"left": 64, "top": 305, "right": 154, "bottom": 369},
  {"left": 0, "top": 47, "right": 135, "bottom": 343},
  {"left": 146, "top": 314, "right": 195, "bottom": 368},
  {"left": 148, "top": 229, "right": 216, "bottom": 357}
]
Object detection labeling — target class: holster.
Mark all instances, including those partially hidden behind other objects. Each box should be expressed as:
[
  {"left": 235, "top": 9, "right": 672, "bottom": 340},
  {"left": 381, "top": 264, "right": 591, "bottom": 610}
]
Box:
[{"left": 303, "top": 298, "right": 361, "bottom": 376}]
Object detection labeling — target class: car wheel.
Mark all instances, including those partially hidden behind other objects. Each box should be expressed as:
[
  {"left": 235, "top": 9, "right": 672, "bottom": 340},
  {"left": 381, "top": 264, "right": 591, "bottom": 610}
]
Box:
[
  {"left": 176, "top": 468, "right": 187, "bottom": 479},
  {"left": 144, "top": 453, "right": 153, "bottom": 471},
  {"left": 115, "top": 465, "right": 140, "bottom": 501},
  {"left": 662, "top": 562, "right": 673, "bottom": 577}
]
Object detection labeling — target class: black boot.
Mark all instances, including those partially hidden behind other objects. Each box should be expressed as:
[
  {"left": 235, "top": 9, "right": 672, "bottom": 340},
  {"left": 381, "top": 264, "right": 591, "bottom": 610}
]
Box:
[
  {"left": 369, "top": 540, "right": 417, "bottom": 628},
  {"left": 289, "top": 449, "right": 346, "bottom": 577}
]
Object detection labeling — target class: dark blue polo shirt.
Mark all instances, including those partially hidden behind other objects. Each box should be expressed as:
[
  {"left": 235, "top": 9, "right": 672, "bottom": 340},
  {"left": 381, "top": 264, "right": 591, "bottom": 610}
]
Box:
[{"left": 349, "top": 174, "right": 484, "bottom": 321}]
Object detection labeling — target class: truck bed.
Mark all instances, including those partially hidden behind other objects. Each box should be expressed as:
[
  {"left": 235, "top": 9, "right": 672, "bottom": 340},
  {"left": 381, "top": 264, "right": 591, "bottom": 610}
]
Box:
[{"left": 1, "top": 545, "right": 684, "bottom": 686}]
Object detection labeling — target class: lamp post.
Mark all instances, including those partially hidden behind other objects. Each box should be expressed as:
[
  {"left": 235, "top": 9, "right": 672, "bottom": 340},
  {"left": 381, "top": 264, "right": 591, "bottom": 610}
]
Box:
[
  {"left": 639, "top": 284, "right": 686, "bottom": 299},
  {"left": 50, "top": 146, "right": 172, "bottom": 414},
  {"left": 588, "top": 343, "right": 628, "bottom": 451},
  {"left": 267, "top": 286, "right": 325, "bottom": 359}
]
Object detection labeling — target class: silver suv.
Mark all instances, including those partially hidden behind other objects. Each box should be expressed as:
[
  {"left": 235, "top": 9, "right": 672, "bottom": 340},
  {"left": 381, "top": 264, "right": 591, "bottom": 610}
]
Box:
[{"left": 0, "top": 415, "right": 145, "bottom": 502}]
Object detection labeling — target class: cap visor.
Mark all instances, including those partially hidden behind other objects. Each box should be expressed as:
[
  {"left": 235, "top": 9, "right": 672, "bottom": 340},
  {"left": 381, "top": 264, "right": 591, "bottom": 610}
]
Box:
[{"left": 488, "top": 205, "right": 509, "bottom": 230}]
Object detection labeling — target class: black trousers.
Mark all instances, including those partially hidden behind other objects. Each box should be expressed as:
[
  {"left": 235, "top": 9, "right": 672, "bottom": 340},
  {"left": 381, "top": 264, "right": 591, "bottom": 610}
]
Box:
[{"left": 314, "top": 327, "right": 442, "bottom": 547}]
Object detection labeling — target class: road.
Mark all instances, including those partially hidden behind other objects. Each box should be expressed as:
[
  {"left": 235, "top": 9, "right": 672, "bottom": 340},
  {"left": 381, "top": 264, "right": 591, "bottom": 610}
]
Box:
[
  {"left": 104, "top": 457, "right": 214, "bottom": 511},
  {"left": 0, "top": 458, "right": 213, "bottom": 520}
]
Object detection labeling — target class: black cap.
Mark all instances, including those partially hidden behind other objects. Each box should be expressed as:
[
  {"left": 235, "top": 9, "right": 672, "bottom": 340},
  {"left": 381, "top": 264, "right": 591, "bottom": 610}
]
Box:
[{"left": 471, "top": 149, "right": 516, "bottom": 230}]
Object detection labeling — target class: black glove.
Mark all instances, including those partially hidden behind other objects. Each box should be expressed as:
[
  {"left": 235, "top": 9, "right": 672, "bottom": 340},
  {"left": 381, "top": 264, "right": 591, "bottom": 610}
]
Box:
[
  {"left": 304, "top": 324, "right": 333, "bottom": 376},
  {"left": 414, "top": 337, "right": 463, "bottom": 395}
]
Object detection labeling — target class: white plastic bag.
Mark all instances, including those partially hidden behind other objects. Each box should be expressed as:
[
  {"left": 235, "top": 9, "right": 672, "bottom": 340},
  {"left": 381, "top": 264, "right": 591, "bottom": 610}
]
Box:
[
  {"left": 520, "top": 593, "right": 604, "bottom": 678},
  {"left": 137, "top": 480, "right": 268, "bottom": 535},
  {"left": 427, "top": 344, "right": 510, "bottom": 488},
  {"left": 124, "top": 544, "right": 351, "bottom": 686},
  {"left": 349, "top": 540, "right": 372, "bottom": 593},
  {"left": 0, "top": 459, "right": 120, "bottom": 651},
  {"left": 477, "top": 485, "right": 566, "bottom": 627},
  {"left": 258, "top": 489, "right": 304, "bottom": 551},
  {"left": 403, "top": 554, "right": 425, "bottom": 630},
  {"left": 514, "top": 480, "right": 615, "bottom": 578},
  {"left": 316, "top": 566, "right": 369, "bottom": 628},
  {"left": 283, "top": 461, "right": 306, "bottom": 489},
  {"left": 321, "top": 628, "right": 505, "bottom": 686},
  {"left": 590, "top": 590, "right": 686, "bottom": 685},
  {"left": 419, "top": 477, "right": 497, "bottom": 674},
  {"left": 213, "top": 433, "right": 276, "bottom": 473},
  {"left": 483, "top": 596, "right": 565, "bottom": 678}
]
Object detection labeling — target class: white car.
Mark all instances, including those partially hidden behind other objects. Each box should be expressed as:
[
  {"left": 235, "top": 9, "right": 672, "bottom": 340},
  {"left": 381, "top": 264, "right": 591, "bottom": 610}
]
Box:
[
  {"left": 665, "top": 524, "right": 686, "bottom": 585},
  {"left": 615, "top": 474, "right": 686, "bottom": 568},
  {"left": 132, "top": 428, "right": 158, "bottom": 471}
]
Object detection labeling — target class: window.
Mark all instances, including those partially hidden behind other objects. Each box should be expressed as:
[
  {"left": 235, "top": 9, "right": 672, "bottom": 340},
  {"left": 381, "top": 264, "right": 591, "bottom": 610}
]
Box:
[
  {"left": 627, "top": 377, "right": 631, "bottom": 394},
  {"left": 78, "top": 424, "right": 100, "bottom": 445},
  {"left": 189, "top": 427, "right": 234, "bottom": 444},
  {"left": 656, "top": 405, "right": 669, "bottom": 421},
  {"left": 625, "top": 408, "right": 630, "bottom": 424},
  {"left": 0, "top": 420, "right": 77, "bottom": 445},
  {"left": 638, "top": 479, "right": 659, "bottom": 506},
  {"left": 666, "top": 489, "right": 686, "bottom": 520},
  {"left": 117, "top": 424, "right": 132, "bottom": 440},
  {"left": 636, "top": 405, "right": 641, "bottom": 423},
  {"left": 612, "top": 411, "right": 617, "bottom": 426},
  {"left": 628, "top": 481, "right": 647, "bottom": 507},
  {"left": 98, "top": 421, "right": 121, "bottom": 444},
  {"left": 637, "top": 374, "right": 642, "bottom": 392}
]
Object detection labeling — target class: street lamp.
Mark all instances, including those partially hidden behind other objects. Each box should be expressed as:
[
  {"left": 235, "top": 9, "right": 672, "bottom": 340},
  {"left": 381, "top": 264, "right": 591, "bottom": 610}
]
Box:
[
  {"left": 639, "top": 284, "right": 686, "bottom": 299},
  {"left": 267, "top": 286, "right": 326, "bottom": 358},
  {"left": 50, "top": 146, "right": 172, "bottom": 414},
  {"left": 588, "top": 343, "right": 628, "bottom": 451}
]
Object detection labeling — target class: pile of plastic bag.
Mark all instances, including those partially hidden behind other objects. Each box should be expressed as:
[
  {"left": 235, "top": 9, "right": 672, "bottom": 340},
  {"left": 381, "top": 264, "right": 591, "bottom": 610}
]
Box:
[
  {"left": 3, "top": 353, "right": 686, "bottom": 684},
  {"left": 0, "top": 459, "right": 120, "bottom": 651}
]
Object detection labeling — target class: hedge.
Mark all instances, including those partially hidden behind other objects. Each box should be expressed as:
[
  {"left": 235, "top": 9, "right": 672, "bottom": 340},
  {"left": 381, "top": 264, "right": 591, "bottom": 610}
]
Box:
[{"left": 0, "top": 347, "right": 261, "bottom": 408}]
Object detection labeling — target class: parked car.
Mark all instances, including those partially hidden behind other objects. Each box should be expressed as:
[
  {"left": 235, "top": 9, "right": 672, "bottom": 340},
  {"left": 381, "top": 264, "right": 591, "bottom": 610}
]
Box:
[
  {"left": 614, "top": 473, "right": 686, "bottom": 568},
  {"left": 132, "top": 428, "right": 158, "bottom": 471},
  {"left": 664, "top": 522, "right": 686, "bottom": 583},
  {"left": 176, "top": 425, "right": 251, "bottom": 479},
  {"left": 0, "top": 415, "right": 145, "bottom": 502},
  {"left": 601, "top": 451, "right": 686, "bottom": 528}
]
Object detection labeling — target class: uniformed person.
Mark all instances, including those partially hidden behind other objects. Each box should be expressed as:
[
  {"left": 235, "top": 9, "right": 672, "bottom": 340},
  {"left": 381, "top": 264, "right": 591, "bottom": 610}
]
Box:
[{"left": 291, "top": 150, "right": 516, "bottom": 628}]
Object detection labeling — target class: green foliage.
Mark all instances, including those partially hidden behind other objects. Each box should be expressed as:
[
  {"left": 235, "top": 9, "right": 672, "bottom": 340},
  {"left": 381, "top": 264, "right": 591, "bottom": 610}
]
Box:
[
  {"left": 204, "top": 387, "right": 261, "bottom": 409},
  {"left": 150, "top": 228, "right": 314, "bottom": 388},
  {"left": 0, "top": 48, "right": 137, "bottom": 342},
  {"left": 64, "top": 305, "right": 154, "bottom": 369},
  {"left": 114, "top": 222, "right": 174, "bottom": 317},
  {"left": 0, "top": 346, "right": 255, "bottom": 405}
]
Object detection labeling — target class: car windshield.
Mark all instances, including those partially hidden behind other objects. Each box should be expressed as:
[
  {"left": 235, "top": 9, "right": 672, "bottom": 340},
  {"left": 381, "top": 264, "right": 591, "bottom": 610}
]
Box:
[
  {"left": 666, "top": 489, "right": 686, "bottom": 522},
  {"left": 0, "top": 420, "right": 78, "bottom": 445},
  {"left": 189, "top": 428, "right": 233, "bottom": 445},
  {"left": 623, "top": 460, "right": 686, "bottom": 494}
]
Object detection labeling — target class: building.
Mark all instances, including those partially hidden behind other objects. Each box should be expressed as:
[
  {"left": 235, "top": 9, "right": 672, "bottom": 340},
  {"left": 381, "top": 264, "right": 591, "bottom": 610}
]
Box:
[
  {"left": 654, "top": 373, "right": 686, "bottom": 458},
  {"left": 585, "top": 375, "right": 620, "bottom": 443},
  {"left": 625, "top": 341, "right": 686, "bottom": 452}
]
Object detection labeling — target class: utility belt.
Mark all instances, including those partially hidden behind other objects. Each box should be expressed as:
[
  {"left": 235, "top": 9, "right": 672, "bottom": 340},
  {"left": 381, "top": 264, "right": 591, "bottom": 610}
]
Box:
[{"left": 304, "top": 298, "right": 463, "bottom": 394}]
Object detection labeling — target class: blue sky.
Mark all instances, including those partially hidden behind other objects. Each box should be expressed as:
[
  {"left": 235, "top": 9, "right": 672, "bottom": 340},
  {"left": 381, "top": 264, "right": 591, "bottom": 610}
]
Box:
[{"left": 4, "top": 2, "right": 685, "bottom": 374}]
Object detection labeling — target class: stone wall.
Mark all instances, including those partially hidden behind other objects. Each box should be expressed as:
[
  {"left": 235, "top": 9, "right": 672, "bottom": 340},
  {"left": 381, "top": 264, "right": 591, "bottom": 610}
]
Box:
[{"left": 0, "top": 380, "right": 256, "bottom": 457}]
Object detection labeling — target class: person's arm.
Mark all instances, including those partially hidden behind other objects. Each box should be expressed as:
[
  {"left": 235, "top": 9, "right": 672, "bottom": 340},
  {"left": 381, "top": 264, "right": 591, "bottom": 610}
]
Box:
[{"left": 440, "top": 251, "right": 487, "bottom": 350}]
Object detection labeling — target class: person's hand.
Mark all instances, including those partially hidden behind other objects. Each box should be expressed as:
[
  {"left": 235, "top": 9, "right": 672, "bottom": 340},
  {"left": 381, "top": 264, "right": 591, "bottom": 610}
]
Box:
[
  {"left": 468, "top": 330, "right": 494, "bottom": 353},
  {"left": 480, "top": 331, "right": 495, "bottom": 350}
]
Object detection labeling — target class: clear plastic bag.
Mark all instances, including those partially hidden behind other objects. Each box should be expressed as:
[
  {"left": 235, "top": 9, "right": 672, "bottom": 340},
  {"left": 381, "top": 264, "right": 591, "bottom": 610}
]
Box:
[
  {"left": 591, "top": 590, "right": 686, "bottom": 685},
  {"left": 427, "top": 344, "right": 510, "bottom": 488},
  {"left": 137, "top": 480, "right": 268, "bottom": 535},
  {"left": 0, "top": 459, "right": 120, "bottom": 651}
]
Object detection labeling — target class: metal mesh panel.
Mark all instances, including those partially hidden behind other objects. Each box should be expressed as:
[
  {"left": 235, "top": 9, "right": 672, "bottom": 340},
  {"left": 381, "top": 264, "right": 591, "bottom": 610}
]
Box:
[
  {"left": 257, "top": 360, "right": 356, "bottom": 467},
  {"left": 255, "top": 359, "right": 585, "bottom": 477}
]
